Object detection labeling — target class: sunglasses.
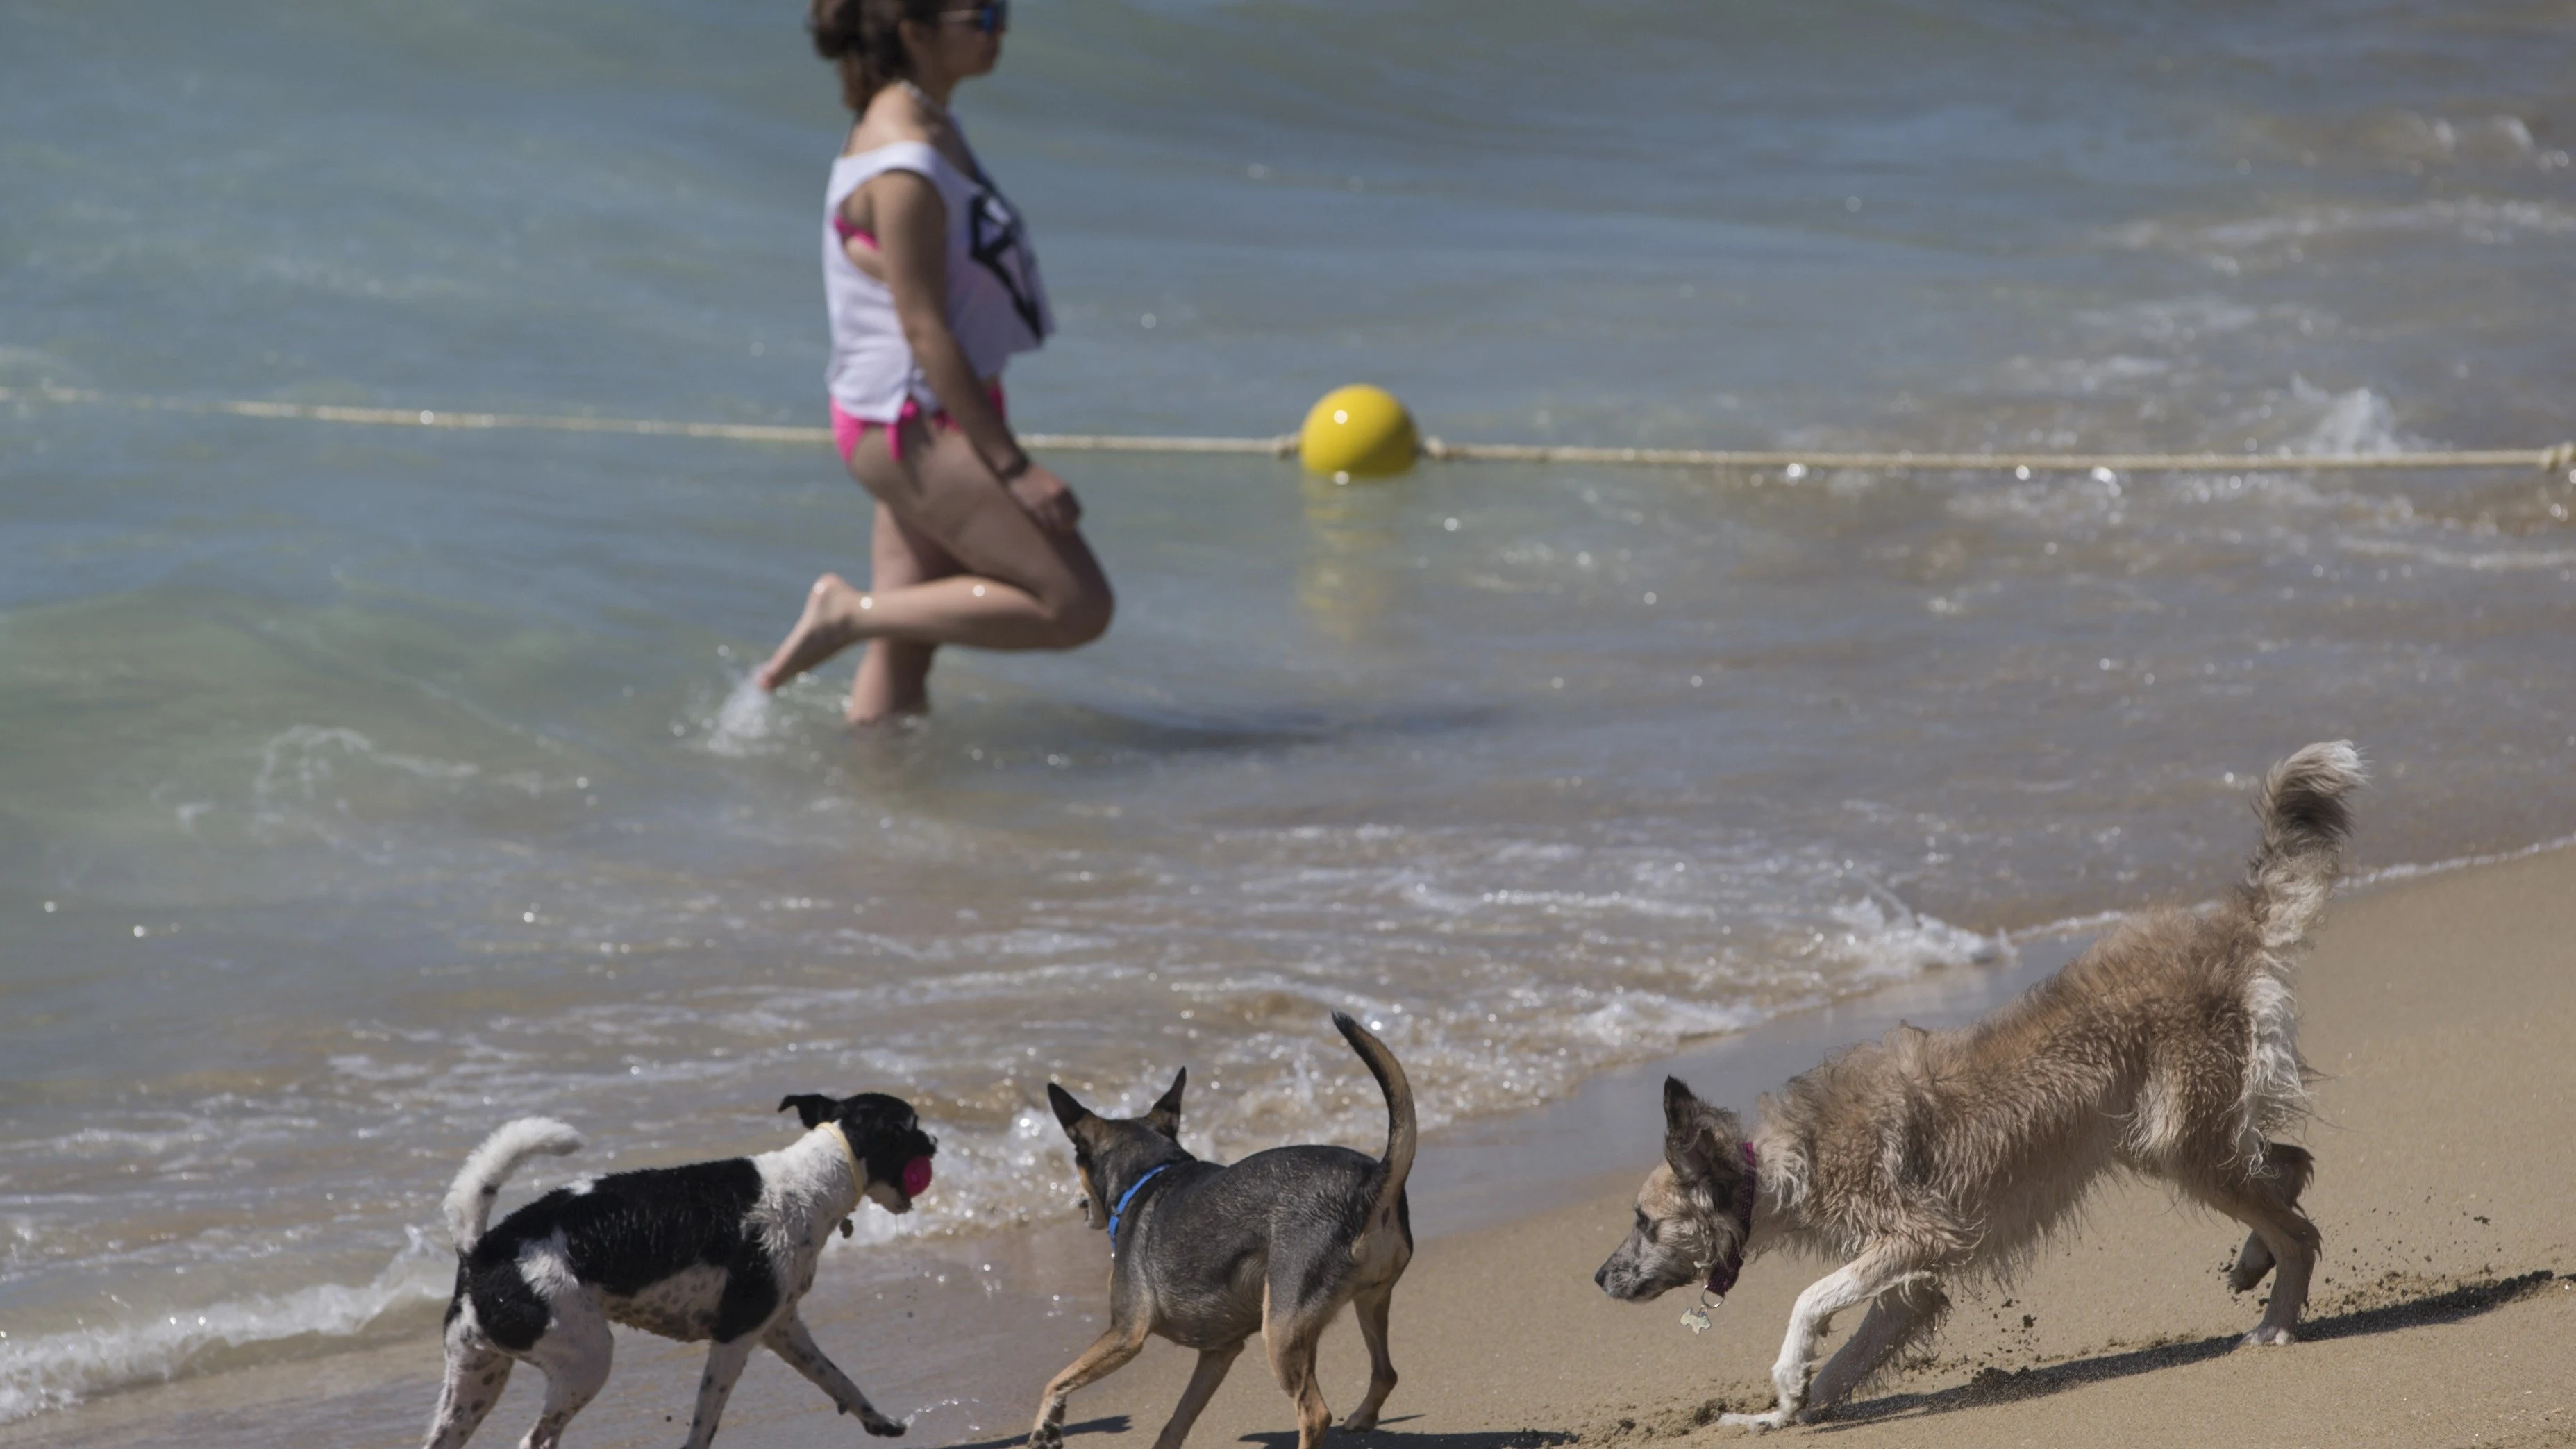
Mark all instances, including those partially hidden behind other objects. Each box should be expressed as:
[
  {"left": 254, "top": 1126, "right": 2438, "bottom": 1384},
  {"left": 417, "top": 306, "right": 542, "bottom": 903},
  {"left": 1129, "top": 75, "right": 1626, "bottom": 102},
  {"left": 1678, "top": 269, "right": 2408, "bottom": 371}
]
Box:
[{"left": 941, "top": 1, "right": 1007, "bottom": 34}]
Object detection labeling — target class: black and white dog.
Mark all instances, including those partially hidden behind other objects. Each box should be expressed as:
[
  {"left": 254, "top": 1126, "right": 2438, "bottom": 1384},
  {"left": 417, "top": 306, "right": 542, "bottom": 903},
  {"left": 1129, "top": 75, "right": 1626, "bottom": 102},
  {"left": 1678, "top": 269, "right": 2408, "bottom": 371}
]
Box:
[{"left": 422, "top": 1093, "right": 937, "bottom": 1449}]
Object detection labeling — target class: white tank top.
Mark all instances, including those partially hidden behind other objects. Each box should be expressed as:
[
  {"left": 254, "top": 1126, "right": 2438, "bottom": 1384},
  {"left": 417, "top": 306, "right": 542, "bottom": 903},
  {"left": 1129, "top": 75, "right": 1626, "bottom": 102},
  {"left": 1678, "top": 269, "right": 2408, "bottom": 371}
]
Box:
[{"left": 822, "top": 137, "right": 1054, "bottom": 422}]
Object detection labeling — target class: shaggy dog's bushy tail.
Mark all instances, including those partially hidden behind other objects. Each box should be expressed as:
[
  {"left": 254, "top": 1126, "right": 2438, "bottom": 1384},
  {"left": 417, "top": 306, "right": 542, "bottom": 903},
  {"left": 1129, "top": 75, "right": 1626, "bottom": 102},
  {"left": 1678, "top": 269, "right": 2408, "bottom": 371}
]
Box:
[
  {"left": 443, "top": 1117, "right": 583, "bottom": 1254},
  {"left": 2234, "top": 741, "right": 2364, "bottom": 1150},
  {"left": 2244, "top": 741, "right": 2365, "bottom": 952}
]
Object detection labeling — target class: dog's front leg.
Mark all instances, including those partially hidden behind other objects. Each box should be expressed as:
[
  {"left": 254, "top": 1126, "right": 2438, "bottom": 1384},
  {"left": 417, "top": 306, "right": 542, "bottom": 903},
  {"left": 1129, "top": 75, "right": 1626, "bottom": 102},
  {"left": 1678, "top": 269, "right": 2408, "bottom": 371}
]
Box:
[
  {"left": 1028, "top": 1323, "right": 1148, "bottom": 1449},
  {"left": 1720, "top": 1254, "right": 1909, "bottom": 1432},
  {"left": 1801, "top": 1278, "right": 1946, "bottom": 1418},
  {"left": 764, "top": 1309, "right": 906, "bottom": 1436},
  {"left": 680, "top": 1337, "right": 760, "bottom": 1449}
]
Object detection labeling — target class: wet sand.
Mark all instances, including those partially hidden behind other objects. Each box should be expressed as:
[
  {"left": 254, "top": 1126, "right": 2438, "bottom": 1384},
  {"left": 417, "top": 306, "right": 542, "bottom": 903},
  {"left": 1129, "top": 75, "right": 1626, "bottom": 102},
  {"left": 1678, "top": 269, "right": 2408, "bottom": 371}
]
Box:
[{"left": 6, "top": 845, "right": 2570, "bottom": 1448}]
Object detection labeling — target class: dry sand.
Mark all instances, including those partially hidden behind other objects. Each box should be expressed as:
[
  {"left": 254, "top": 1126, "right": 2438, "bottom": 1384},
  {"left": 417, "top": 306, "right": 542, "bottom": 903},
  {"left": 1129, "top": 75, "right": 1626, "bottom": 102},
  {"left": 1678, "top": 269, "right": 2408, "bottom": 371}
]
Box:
[{"left": 8, "top": 845, "right": 2570, "bottom": 1448}]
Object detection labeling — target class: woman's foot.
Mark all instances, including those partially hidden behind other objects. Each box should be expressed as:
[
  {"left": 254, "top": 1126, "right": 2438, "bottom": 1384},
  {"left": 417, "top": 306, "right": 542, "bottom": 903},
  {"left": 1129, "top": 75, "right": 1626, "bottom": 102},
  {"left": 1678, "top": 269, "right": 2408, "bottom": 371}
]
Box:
[{"left": 757, "top": 573, "right": 870, "bottom": 692}]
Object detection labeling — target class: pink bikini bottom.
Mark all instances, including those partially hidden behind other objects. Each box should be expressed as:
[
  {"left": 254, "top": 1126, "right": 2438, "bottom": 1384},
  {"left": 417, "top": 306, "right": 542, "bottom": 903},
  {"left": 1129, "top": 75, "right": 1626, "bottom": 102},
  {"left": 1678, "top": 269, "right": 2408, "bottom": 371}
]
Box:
[{"left": 829, "top": 382, "right": 1006, "bottom": 465}]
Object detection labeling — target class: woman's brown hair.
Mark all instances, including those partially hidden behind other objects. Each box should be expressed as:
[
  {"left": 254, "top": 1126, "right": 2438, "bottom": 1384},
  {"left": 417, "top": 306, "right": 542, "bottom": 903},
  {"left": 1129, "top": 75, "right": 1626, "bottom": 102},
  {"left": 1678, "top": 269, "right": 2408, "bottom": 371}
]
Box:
[{"left": 809, "top": 0, "right": 944, "bottom": 113}]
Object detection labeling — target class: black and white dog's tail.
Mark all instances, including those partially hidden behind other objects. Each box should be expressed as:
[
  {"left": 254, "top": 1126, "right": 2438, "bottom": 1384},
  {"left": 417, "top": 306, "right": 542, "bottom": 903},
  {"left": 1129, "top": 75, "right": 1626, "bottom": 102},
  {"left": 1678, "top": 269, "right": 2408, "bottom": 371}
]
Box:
[
  {"left": 1332, "top": 1012, "right": 1416, "bottom": 1227},
  {"left": 443, "top": 1117, "right": 583, "bottom": 1254}
]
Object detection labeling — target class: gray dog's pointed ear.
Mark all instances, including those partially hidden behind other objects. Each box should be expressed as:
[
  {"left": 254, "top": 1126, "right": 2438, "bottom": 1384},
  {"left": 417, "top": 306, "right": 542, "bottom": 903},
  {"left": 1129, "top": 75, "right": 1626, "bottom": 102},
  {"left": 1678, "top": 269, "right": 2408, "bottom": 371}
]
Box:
[
  {"left": 1146, "top": 1067, "right": 1186, "bottom": 1139},
  {"left": 1047, "top": 1082, "right": 1091, "bottom": 1134},
  {"left": 780, "top": 1094, "right": 840, "bottom": 1130},
  {"left": 1661, "top": 1078, "right": 1741, "bottom": 1190}
]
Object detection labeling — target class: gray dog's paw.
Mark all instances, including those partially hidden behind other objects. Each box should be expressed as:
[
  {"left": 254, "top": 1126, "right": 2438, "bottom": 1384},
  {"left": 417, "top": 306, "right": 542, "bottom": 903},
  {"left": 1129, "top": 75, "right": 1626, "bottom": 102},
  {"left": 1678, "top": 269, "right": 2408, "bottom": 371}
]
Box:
[{"left": 862, "top": 1413, "right": 907, "bottom": 1438}]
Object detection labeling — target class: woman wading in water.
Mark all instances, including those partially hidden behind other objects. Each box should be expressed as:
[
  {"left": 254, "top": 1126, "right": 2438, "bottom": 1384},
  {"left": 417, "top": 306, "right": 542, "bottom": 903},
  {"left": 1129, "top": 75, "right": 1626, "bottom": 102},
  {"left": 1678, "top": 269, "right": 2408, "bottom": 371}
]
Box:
[{"left": 760, "top": 0, "right": 1113, "bottom": 721}]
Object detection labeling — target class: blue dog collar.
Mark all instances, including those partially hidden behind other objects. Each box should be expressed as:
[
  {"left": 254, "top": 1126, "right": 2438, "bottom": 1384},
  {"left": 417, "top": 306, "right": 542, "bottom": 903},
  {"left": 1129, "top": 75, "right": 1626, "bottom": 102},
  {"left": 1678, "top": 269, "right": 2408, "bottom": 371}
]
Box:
[{"left": 1107, "top": 1164, "right": 1170, "bottom": 1253}]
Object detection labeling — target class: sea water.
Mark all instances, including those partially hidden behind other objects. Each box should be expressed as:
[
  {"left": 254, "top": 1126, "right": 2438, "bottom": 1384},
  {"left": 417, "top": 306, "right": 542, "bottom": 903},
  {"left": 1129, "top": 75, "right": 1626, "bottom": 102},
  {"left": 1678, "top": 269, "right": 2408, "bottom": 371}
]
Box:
[{"left": 3, "top": 0, "right": 2573, "bottom": 1425}]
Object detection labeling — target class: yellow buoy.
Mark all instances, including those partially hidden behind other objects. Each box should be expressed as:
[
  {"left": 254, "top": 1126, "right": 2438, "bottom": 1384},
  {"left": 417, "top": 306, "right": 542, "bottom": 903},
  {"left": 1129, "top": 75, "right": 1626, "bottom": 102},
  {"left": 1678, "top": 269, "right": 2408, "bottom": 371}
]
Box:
[{"left": 1298, "top": 384, "right": 1419, "bottom": 478}]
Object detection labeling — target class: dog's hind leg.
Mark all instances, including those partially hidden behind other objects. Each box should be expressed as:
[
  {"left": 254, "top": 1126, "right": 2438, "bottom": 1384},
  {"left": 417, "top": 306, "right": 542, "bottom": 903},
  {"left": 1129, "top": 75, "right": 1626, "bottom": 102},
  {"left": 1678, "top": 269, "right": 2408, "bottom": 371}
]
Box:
[
  {"left": 515, "top": 1297, "right": 612, "bottom": 1449},
  {"left": 765, "top": 1308, "right": 906, "bottom": 1437},
  {"left": 421, "top": 1336, "right": 512, "bottom": 1449},
  {"left": 1264, "top": 1329, "right": 1333, "bottom": 1449},
  {"left": 1720, "top": 1249, "right": 1919, "bottom": 1432},
  {"left": 1338, "top": 1282, "right": 1399, "bottom": 1432},
  {"left": 1260, "top": 1290, "right": 1337, "bottom": 1449},
  {"left": 1148, "top": 1340, "right": 1246, "bottom": 1449},
  {"left": 1028, "top": 1323, "right": 1149, "bottom": 1449},
  {"left": 2224, "top": 1142, "right": 2315, "bottom": 1293},
  {"left": 1800, "top": 1277, "right": 1947, "bottom": 1419},
  {"left": 678, "top": 1336, "right": 761, "bottom": 1449},
  {"left": 2188, "top": 1146, "right": 2320, "bottom": 1348}
]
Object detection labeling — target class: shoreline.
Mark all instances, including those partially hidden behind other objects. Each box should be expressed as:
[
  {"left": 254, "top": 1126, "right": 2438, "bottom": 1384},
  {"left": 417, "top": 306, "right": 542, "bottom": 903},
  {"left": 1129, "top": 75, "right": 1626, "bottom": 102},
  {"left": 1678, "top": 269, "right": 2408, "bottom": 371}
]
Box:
[{"left": 5, "top": 843, "right": 2570, "bottom": 1448}]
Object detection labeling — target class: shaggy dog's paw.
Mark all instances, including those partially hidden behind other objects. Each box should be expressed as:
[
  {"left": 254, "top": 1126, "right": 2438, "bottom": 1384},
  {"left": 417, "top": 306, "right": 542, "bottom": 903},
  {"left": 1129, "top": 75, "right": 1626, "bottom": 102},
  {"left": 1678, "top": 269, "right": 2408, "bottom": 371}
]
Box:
[
  {"left": 1718, "top": 1410, "right": 1790, "bottom": 1432},
  {"left": 2238, "top": 1325, "right": 2297, "bottom": 1348},
  {"left": 2227, "top": 1236, "right": 2278, "bottom": 1293},
  {"left": 1028, "top": 1427, "right": 1064, "bottom": 1449},
  {"left": 861, "top": 1411, "right": 907, "bottom": 1437}
]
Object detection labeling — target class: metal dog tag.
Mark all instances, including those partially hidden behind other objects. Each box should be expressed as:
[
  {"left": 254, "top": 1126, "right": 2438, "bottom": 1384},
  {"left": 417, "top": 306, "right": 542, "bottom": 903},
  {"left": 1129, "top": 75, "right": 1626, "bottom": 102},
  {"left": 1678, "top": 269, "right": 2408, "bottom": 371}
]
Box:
[{"left": 1680, "top": 1303, "right": 1712, "bottom": 1334}]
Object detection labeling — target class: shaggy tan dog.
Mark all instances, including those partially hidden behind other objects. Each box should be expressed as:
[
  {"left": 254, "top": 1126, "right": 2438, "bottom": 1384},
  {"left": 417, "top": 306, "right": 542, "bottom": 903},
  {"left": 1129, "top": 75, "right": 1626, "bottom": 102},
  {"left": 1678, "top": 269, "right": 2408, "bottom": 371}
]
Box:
[{"left": 1594, "top": 741, "right": 2363, "bottom": 1430}]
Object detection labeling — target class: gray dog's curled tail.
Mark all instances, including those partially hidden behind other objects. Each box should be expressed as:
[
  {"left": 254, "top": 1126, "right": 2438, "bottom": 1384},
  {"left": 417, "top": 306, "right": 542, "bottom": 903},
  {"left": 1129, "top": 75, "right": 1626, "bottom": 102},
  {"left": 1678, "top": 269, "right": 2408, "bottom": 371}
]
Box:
[
  {"left": 2243, "top": 740, "right": 2366, "bottom": 952},
  {"left": 443, "top": 1117, "right": 583, "bottom": 1254},
  {"left": 1332, "top": 1012, "right": 1416, "bottom": 1227}
]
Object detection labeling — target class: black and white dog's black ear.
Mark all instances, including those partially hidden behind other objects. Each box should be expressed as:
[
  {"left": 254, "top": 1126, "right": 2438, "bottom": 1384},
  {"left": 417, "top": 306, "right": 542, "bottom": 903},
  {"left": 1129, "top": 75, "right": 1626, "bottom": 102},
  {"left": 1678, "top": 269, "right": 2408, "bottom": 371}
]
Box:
[
  {"left": 1146, "top": 1067, "right": 1187, "bottom": 1140},
  {"left": 780, "top": 1094, "right": 842, "bottom": 1130},
  {"left": 1046, "top": 1082, "right": 1091, "bottom": 1133}
]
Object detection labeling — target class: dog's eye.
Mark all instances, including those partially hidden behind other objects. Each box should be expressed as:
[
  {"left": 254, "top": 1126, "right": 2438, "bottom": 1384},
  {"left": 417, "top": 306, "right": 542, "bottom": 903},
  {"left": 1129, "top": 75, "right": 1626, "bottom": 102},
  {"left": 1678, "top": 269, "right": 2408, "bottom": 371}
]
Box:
[{"left": 1635, "top": 1209, "right": 1655, "bottom": 1241}]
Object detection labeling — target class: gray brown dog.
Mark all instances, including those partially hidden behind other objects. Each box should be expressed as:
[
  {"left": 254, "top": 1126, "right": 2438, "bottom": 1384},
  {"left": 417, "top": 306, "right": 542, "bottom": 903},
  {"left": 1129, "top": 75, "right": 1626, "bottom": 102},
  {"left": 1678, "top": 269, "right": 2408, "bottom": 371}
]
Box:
[
  {"left": 1032, "top": 1012, "right": 1416, "bottom": 1449},
  {"left": 1596, "top": 741, "right": 2363, "bottom": 1430}
]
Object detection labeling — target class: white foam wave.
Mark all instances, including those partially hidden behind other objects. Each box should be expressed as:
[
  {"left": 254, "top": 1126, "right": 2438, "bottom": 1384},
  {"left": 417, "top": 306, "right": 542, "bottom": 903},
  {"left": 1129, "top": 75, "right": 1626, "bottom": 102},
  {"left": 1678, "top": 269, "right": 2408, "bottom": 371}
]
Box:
[
  {"left": 703, "top": 677, "right": 782, "bottom": 758},
  {"left": 2286, "top": 378, "right": 2414, "bottom": 457},
  {"left": 2109, "top": 198, "right": 2576, "bottom": 257},
  {"left": 0, "top": 1231, "right": 449, "bottom": 1424},
  {"left": 2336, "top": 536, "right": 2576, "bottom": 573}
]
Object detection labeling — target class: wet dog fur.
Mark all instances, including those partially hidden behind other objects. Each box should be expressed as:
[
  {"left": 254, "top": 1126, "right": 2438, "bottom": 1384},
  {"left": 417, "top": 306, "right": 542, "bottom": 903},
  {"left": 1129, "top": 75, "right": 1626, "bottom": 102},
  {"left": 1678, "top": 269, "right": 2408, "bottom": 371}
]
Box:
[
  {"left": 1595, "top": 742, "right": 2363, "bottom": 1430},
  {"left": 422, "top": 1093, "right": 935, "bottom": 1449},
  {"left": 1032, "top": 1012, "right": 1416, "bottom": 1449}
]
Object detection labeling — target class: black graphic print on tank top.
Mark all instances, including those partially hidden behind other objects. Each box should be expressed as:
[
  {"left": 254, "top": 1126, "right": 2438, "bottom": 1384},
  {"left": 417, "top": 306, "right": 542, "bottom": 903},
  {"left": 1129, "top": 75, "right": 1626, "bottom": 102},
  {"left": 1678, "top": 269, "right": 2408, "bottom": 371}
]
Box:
[{"left": 964, "top": 163, "right": 1050, "bottom": 342}]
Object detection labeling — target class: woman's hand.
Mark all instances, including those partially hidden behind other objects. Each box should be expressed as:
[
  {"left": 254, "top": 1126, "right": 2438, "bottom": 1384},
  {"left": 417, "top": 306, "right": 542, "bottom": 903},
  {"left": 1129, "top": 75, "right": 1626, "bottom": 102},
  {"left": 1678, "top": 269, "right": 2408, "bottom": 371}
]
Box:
[{"left": 1003, "top": 460, "right": 1082, "bottom": 533}]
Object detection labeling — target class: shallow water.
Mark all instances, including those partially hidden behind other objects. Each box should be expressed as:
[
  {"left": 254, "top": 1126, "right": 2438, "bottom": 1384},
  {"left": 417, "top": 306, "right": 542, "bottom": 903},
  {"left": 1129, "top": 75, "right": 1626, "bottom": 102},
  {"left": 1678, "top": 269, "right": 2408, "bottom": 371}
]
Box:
[{"left": 4, "top": 0, "right": 2574, "bottom": 1424}]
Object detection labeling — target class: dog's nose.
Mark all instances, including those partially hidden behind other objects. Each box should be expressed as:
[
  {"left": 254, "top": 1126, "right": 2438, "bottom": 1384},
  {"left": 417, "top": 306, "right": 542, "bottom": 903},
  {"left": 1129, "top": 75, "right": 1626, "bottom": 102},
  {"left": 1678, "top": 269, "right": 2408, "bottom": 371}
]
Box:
[{"left": 1594, "top": 1263, "right": 1610, "bottom": 1290}]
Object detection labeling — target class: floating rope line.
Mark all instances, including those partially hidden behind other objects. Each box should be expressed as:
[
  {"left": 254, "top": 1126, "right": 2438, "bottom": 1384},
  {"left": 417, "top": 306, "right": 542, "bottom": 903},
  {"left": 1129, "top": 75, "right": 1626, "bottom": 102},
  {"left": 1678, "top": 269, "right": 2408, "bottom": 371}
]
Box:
[{"left": 6, "top": 384, "right": 2570, "bottom": 476}]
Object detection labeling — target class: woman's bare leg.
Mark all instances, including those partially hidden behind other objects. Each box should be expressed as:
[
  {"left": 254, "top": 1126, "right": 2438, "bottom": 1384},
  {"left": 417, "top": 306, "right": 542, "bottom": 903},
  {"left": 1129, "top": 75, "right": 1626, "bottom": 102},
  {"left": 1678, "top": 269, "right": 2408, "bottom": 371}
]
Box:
[
  {"left": 847, "top": 502, "right": 957, "bottom": 724},
  {"left": 758, "top": 421, "right": 1112, "bottom": 693}
]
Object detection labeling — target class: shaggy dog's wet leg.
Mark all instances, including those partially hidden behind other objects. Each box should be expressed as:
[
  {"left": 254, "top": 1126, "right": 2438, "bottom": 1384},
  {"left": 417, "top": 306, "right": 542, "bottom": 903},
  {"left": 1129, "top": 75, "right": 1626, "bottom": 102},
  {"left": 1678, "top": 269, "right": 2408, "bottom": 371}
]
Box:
[
  {"left": 764, "top": 1309, "right": 907, "bottom": 1435},
  {"left": 1721, "top": 1252, "right": 1918, "bottom": 1432},
  {"left": 1150, "top": 1342, "right": 1246, "bottom": 1449},
  {"left": 1339, "top": 1282, "right": 1400, "bottom": 1432},
  {"left": 2224, "top": 1141, "right": 2314, "bottom": 1293},
  {"left": 2186, "top": 1146, "right": 2320, "bottom": 1346},
  {"left": 1801, "top": 1277, "right": 1947, "bottom": 1418}
]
